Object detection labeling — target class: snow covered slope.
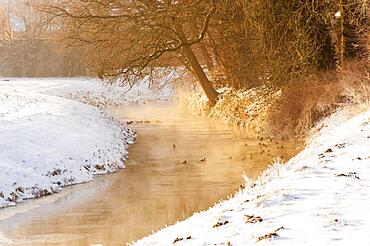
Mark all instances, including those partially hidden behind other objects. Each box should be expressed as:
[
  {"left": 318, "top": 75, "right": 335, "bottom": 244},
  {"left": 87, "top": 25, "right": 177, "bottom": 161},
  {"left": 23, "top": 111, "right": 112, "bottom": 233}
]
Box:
[
  {"left": 134, "top": 107, "right": 370, "bottom": 245},
  {"left": 0, "top": 78, "right": 143, "bottom": 208},
  {"left": 0, "top": 77, "right": 173, "bottom": 108}
]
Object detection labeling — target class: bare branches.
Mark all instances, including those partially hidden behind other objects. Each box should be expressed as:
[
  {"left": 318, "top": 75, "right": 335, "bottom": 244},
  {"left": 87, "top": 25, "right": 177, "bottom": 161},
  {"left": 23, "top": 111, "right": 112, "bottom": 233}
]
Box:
[
  {"left": 186, "top": 0, "right": 216, "bottom": 46},
  {"left": 35, "top": 0, "right": 218, "bottom": 86}
]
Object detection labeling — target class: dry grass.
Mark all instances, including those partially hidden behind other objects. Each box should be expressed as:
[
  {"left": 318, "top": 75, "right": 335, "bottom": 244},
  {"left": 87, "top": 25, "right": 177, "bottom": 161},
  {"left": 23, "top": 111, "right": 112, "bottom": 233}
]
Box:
[
  {"left": 264, "top": 79, "right": 342, "bottom": 138},
  {"left": 341, "top": 62, "right": 370, "bottom": 107},
  {"left": 177, "top": 84, "right": 281, "bottom": 132},
  {"left": 207, "top": 86, "right": 281, "bottom": 132},
  {"left": 265, "top": 61, "right": 370, "bottom": 138}
]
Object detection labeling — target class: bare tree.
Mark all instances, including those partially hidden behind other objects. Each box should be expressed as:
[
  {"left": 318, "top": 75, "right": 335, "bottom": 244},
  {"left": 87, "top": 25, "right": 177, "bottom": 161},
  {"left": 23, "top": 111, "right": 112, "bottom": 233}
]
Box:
[{"left": 39, "top": 0, "right": 219, "bottom": 104}]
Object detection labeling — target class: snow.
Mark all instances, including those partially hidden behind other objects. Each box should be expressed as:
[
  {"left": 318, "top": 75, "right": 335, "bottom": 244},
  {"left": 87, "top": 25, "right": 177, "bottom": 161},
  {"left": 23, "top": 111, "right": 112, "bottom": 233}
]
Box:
[
  {"left": 0, "top": 77, "right": 173, "bottom": 108},
  {"left": 134, "top": 107, "right": 370, "bottom": 246},
  {"left": 0, "top": 77, "right": 172, "bottom": 208}
]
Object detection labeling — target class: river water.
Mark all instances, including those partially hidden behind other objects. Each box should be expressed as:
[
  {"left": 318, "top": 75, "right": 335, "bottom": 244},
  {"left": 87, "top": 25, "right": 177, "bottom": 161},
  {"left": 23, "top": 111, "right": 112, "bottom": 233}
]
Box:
[{"left": 0, "top": 103, "right": 301, "bottom": 245}]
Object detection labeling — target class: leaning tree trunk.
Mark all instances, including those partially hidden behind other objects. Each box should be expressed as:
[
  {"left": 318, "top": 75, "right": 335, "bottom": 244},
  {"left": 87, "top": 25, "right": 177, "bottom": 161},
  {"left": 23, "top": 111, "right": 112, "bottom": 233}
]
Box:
[
  {"left": 174, "top": 22, "right": 219, "bottom": 105},
  {"left": 181, "top": 45, "right": 219, "bottom": 105}
]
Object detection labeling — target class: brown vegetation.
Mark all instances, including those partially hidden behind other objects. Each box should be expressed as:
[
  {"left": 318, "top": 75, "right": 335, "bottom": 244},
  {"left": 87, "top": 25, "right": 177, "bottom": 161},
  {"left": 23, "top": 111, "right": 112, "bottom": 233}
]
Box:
[
  {"left": 265, "top": 61, "right": 369, "bottom": 137},
  {"left": 0, "top": 0, "right": 368, "bottom": 137},
  {"left": 179, "top": 0, "right": 369, "bottom": 138},
  {"left": 181, "top": 60, "right": 369, "bottom": 138},
  {"left": 36, "top": 0, "right": 220, "bottom": 103},
  {"left": 265, "top": 77, "right": 342, "bottom": 137}
]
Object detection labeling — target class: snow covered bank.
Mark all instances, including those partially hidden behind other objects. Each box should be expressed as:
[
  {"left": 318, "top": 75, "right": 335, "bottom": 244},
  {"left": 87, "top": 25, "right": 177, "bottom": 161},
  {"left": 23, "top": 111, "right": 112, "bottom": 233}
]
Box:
[
  {"left": 0, "top": 78, "right": 147, "bottom": 208},
  {"left": 134, "top": 106, "right": 370, "bottom": 245},
  {"left": 0, "top": 77, "right": 173, "bottom": 108}
]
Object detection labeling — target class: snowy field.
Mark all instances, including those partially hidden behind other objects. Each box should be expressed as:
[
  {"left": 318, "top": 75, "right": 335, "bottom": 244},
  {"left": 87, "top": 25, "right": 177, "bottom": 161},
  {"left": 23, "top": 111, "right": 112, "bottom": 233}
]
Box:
[
  {"left": 0, "top": 77, "right": 173, "bottom": 107},
  {"left": 0, "top": 77, "right": 171, "bottom": 208},
  {"left": 134, "top": 107, "right": 370, "bottom": 245}
]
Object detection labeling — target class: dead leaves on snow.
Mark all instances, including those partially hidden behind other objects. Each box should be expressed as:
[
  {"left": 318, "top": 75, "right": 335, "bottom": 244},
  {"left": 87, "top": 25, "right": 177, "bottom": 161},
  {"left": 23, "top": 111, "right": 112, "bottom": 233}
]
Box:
[
  {"left": 257, "top": 226, "right": 285, "bottom": 241},
  {"left": 173, "top": 236, "right": 192, "bottom": 244},
  {"left": 325, "top": 148, "right": 333, "bottom": 153},
  {"left": 335, "top": 172, "right": 360, "bottom": 179},
  {"left": 244, "top": 215, "right": 263, "bottom": 223},
  {"left": 213, "top": 220, "right": 229, "bottom": 228}
]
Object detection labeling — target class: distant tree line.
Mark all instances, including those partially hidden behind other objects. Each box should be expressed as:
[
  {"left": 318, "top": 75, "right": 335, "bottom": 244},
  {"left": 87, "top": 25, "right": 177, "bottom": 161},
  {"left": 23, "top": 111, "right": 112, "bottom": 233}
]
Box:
[
  {"left": 0, "top": 0, "right": 87, "bottom": 77},
  {"left": 0, "top": 39, "right": 86, "bottom": 77}
]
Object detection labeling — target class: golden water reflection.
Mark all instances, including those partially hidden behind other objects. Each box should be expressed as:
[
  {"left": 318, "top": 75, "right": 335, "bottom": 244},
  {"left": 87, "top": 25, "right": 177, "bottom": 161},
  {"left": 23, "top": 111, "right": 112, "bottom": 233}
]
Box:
[{"left": 0, "top": 103, "right": 302, "bottom": 246}]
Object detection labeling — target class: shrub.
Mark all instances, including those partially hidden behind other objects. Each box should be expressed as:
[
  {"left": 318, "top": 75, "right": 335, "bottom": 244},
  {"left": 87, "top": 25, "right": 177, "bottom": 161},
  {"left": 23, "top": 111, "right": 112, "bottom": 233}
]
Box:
[
  {"left": 341, "top": 61, "right": 370, "bottom": 106},
  {"left": 265, "top": 61, "right": 369, "bottom": 138}
]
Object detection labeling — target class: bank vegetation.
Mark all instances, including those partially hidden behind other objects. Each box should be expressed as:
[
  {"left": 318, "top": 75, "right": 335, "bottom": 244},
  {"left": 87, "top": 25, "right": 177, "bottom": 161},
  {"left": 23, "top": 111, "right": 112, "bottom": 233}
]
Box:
[{"left": 0, "top": 0, "right": 369, "bottom": 137}]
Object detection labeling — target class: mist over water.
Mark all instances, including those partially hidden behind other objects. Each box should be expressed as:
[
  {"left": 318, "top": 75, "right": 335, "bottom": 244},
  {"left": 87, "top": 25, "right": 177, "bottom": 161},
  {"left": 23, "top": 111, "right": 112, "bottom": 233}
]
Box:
[{"left": 0, "top": 103, "right": 301, "bottom": 245}]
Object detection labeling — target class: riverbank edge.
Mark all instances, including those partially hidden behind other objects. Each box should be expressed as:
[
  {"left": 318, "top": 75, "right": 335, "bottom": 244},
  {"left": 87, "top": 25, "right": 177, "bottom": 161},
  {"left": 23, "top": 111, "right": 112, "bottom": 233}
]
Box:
[
  {"left": 0, "top": 79, "right": 137, "bottom": 208},
  {"left": 133, "top": 104, "right": 370, "bottom": 245},
  {"left": 177, "top": 86, "right": 280, "bottom": 134},
  {"left": 177, "top": 74, "right": 370, "bottom": 138}
]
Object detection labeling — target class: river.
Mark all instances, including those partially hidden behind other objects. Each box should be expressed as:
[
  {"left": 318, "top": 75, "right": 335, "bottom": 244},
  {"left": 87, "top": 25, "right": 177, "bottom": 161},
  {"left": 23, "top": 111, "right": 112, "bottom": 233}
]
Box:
[{"left": 0, "top": 103, "right": 301, "bottom": 245}]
